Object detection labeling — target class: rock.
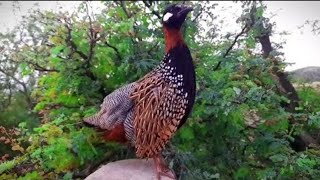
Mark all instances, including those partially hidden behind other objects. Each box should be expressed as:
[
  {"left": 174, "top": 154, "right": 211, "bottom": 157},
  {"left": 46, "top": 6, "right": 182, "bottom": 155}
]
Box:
[{"left": 84, "top": 159, "right": 174, "bottom": 180}]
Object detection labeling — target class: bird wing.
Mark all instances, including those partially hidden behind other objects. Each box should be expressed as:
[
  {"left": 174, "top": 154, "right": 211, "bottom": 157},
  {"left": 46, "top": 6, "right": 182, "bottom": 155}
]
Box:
[
  {"left": 83, "top": 82, "right": 137, "bottom": 130},
  {"left": 130, "top": 72, "right": 188, "bottom": 158}
]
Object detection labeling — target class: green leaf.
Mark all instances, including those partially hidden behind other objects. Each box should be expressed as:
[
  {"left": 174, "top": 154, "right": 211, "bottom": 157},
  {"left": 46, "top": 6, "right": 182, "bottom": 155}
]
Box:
[
  {"left": 0, "top": 160, "right": 16, "bottom": 174},
  {"left": 17, "top": 171, "right": 42, "bottom": 180},
  {"left": 246, "top": 35, "right": 256, "bottom": 48},
  {"left": 235, "top": 167, "right": 250, "bottom": 179},
  {"left": 256, "top": 6, "right": 264, "bottom": 18},
  {"left": 51, "top": 45, "right": 65, "bottom": 56},
  {"left": 233, "top": 87, "right": 241, "bottom": 95},
  {"left": 49, "top": 57, "right": 61, "bottom": 65},
  {"left": 63, "top": 172, "right": 73, "bottom": 180},
  {"left": 269, "top": 154, "right": 288, "bottom": 163},
  {"left": 19, "top": 62, "right": 32, "bottom": 76},
  {"left": 179, "top": 126, "right": 195, "bottom": 141}
]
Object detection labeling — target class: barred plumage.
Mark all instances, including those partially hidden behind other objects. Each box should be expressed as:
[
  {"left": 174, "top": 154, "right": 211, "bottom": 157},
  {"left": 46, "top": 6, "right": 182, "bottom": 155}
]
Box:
[
  {"left": 130, "top": 50, "right": 192, "bottom": 158},
  {"left": 124, "top": 110, "right": 135, "bottom": 144},
  {"left": 83, "top": 82, "right": 136, "bottom": 137}
]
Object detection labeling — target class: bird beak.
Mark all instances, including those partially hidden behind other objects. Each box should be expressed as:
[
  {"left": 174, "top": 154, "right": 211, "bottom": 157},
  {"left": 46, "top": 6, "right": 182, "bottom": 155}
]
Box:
[{"left": 177, "top": 6, "right": 193, "bottom": 19}]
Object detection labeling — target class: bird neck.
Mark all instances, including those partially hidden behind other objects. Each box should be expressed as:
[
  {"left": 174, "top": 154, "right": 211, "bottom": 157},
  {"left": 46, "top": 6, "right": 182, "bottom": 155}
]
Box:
[{"left": 163, "top": 27, "right": 184, "bottom": 53}]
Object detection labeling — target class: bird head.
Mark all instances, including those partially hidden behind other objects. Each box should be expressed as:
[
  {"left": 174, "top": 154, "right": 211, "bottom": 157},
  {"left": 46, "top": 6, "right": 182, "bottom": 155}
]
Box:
[{"left": 162, "top": 4, "right": 193, "bottom": 29}]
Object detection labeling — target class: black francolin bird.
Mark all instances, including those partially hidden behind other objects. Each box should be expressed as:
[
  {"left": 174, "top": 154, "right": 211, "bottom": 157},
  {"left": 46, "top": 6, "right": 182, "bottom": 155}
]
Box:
[{"left": 84, "top": 4, "right": 195, "bottom": 180}]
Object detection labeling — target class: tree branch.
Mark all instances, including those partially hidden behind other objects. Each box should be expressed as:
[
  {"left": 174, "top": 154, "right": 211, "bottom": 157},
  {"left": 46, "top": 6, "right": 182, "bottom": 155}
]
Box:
[
  {"left": 0, "top": 79, "right": 13, "bottom": 110},
  {"left": 104, "top": 41, "right": 122, "bottom": 61},
  {"left": 147, "top": 42, "right": 159, "bottom": 55},
  {"left": 142, "top": 0, "right": 161, "bottom": 20},
  {"left": 223, "top": 25, "right": 248, "bottom": 58},
  {"left": 26, "top": 60, "right": 59, "bottom": 72},
  {"left": 0, "top": 67, "right": 29, "bottom": 100},
  {"left": 64, "top": 20, "right": 88, "bottom": 60},
  {"left": 119, "top": 1, "right": 132, "bottom": 18},
  {"left": 192, "top": 5, "right": 204, "bottom": 23},
  {"left": 84, "top": 2, "right": 97, "bottom": 69},
  {"left": 213, "top": 24, "right": 248, "bottom": 71}
]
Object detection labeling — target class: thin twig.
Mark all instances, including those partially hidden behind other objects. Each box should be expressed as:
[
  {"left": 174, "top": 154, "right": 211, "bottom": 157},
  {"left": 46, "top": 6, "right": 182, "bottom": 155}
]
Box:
[
  {"left": 213, "top": 24, "right": 248, "bottom": 71},
  {"left": 85, "top": 1, "right": 96, "bottom": 68},
  {"left": 119, "top": 1, "right": 131, "bottom": 18},
  {"left": 26, "top": 60, "right": 59, "bottom": 72},
  {"left": 192, "top": 5, "right": 204, "bottom": 23},
  {"left": 0, "top": 67, "right": 29, "bottom": 98},
  {"left": 223, "top": 24, "right": 248, "bottom": 58},
  {"left": 142, "top": 0, "right": 161, "bottom": 20},
  {"left": 64, "top": 20, "right": 88, "bottom": 60},
  {"left": 104, "top": 41, "right": 122, "bottom": 61}
]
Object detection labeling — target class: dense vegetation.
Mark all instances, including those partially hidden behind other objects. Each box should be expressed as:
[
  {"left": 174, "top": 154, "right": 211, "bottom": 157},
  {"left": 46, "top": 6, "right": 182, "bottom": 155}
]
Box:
[{"left": 0, "top": 1, "right": 319, "bottom": 179}]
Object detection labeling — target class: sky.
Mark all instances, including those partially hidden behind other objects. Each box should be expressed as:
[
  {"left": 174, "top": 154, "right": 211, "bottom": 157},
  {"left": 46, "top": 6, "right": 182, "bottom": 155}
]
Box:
[
  {"left": 0, "top": 1, "right": 319, "bottom": 71},
  {"left": 265, "top": 1, "right": 320, "bottom": 71}
]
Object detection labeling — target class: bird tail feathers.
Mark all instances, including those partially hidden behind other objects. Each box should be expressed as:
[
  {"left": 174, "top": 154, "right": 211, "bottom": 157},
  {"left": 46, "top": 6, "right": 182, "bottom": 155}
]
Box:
[{"left": 83, "top": 111, "right": 102, "bottom": 127}]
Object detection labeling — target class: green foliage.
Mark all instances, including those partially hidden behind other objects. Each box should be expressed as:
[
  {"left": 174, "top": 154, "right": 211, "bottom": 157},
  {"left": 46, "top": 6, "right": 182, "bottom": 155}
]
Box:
[
  {"left": 297, "top": 86, "right": 320, "bottom": 112},
  {"left": 0, "top": 159, "right": 16, "bottom": 174},
  {"left": 0, "top": 1, "right": 319, "bottom": 180},
  {"left": 0, "top": 93, "right": 39, "bottom": 128},
  {"left": 17, "top": 171, "right": 42, "bottom": 180}
]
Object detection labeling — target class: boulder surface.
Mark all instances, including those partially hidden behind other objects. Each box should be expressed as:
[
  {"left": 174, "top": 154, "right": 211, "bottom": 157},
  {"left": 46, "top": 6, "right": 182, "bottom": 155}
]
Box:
[{"left": 85, "top": 159, "right": 174, "bottom": 180}]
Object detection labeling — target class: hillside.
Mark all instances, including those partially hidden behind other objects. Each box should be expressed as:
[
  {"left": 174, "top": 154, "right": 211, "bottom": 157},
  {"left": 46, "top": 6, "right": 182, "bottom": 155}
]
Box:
[{"left": 289, "top": 66, "right": 320, "bottom": 82}]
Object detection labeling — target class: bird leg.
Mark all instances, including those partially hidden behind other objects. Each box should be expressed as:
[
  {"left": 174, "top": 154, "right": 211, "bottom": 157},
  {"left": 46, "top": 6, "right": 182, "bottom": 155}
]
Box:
[{"left": 153, "top": 153, "right": 176, "bottom": 180}]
